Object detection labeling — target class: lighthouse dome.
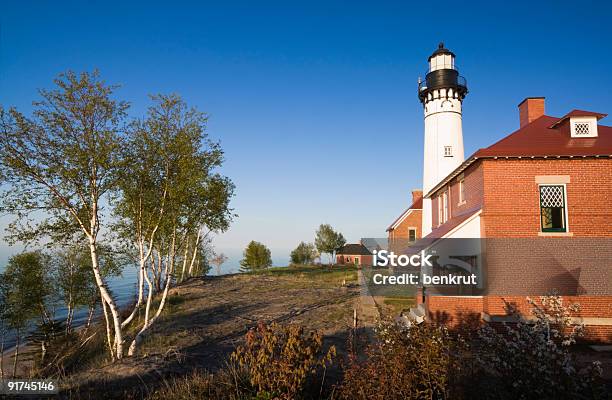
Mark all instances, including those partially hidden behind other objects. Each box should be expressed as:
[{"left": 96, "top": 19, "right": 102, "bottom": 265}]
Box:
[{"left": 428, "top": 42, "right": 455, "bottom": 61}]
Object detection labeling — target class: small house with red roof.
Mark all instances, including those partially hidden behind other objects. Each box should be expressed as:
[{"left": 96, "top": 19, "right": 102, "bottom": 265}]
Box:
[{"left": 336, "top": 243, "right": 373, "bottom": 267}]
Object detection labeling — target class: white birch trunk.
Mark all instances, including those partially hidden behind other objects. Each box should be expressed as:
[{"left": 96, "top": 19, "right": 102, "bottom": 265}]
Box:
[
  {"left": 84, "top": 304, "right": 95, "bottom": 334},
  {"left": 88, "top": 237, "right": 124, "bottom": 359},
  {"left": 128, "top": 227, "right": 177, "bottom": 356},
  {"left": 180, "top": 238, "right": 189, "bottom": 282},
  {"left": 12, "top": 334, "right": 19, "bottom": 378},
  {"left": 187, "top": 229, "right": 201, "bottom": 276},
  {"left": 101, "top": 298, "right": 115, "bottom": 360},
  {"left": 121, "top": 245, "right": 146, "bottom": 328}
]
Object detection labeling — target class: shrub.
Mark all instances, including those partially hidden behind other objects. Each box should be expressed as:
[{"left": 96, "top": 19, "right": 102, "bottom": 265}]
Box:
[
  {"left": 471, "top": 295, "right": 605, "bottom": 399},
  {"left": 338, "top": 320, "right": 467, "bottom": 399},
  {"left": 231, "top": 322, "right": 335, "bottom": 399}
]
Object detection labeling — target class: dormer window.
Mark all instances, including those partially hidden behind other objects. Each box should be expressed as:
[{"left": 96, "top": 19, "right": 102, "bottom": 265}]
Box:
[
  {"left": 549, "top": 110, "right": 606, "bottom": 137},
  {"left": 570, "top": 117, "right": 597, "bottom": 137}
]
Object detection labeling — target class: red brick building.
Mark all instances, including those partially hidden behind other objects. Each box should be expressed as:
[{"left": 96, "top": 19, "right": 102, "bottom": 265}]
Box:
[
  {"left": 336, "top": 243, "right": 373, "bottom": 267},
  {"left": 386, "top": 190, "right": 423, "bottom": 245},
  {"left": 419, "top": 98, "right": 612, "bottom": 341}
]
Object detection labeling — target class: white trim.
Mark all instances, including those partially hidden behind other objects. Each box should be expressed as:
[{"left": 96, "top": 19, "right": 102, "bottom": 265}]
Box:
[
  {"left": 538, "top": 232, "right": 573, "bottom": 237},
  {"left": 389, "top": 207, "right": 423, "bottom": 231},
  {"left": 535, "top": 175, "right": 570, "bottom": 184},
  {"left": 422, "top": 209, "right": 483, "bottom": 252},
  {"left": 441, "top": 209, "right": 482, "bottom": 239}
]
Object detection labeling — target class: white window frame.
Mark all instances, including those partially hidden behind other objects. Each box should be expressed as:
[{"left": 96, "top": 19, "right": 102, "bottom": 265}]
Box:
[
  {"left": 408, "top": 227, "right": 417, "bottom": 242},
  {"left": 438, "top": 195, "right": 443, "bottom": 226},
  {"left": 458, "top": 179, "right": 466, "bottom": 204},
  {"left": 444, "top": 146, "right": 453, "bottom": 157},
  {"left": 538, "top": 183, "right": 569, "bottom": 234},
  {"left": 442, "top": 191, "right": 449, "bottom": 223}
]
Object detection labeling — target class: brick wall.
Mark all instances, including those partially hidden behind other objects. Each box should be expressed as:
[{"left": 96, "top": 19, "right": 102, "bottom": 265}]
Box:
[
  {"left": 482, "top": 158, "right": 612, "bottom": 237},
  {"left": 431, "top": 162, "right": 484, "bottom": 227},
  {"left": 427, "top": 296, "right": 483, "bottom": 328},
  {"left": 336, "top": 254, "right": 373, "bottom": 267},
  {"left": 388, "top": 209, "right": 422, "bottom": 242}
]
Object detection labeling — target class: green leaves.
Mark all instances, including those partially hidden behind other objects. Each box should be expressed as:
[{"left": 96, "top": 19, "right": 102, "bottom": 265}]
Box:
[
  {"left": 0, "top": 251, "right": 53, "bottom": 331},
  {"left": 240, "top": 241, "right": 272, "bottom": 272},
  {"left": 0, "top": 70, "right": 127, "bottom": 242},
  {"left": 290, "top": 242, "right": 318, "bottom": 265},
  {"left": 314, "top": 224, "right": 345, "bottom": 264},
  {"left": 113, "top": 93, "right": 235, "bottom": 256}
]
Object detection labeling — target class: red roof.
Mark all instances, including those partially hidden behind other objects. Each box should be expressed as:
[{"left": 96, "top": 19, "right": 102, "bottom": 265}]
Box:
[
  {"left": 475, "top": 114, "right": 612, "bottom": 158},
  {"left": 386, "top": 196, "right": 423, "bottom": 232},
  {"left": 426, "top": 112, "right": 612, "bottom": 198}
]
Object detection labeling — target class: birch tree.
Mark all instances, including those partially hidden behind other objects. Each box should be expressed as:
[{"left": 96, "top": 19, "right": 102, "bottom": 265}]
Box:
[
  {"left": 116, "top": 94, "right": 234, "bottom": 355},
  {"left": 0, "top": 71, "right": 128, "bottom": 359},
  {"left": 113, "top": 114, "right": 168, "bottom": 328},
  {"left": 315, "top": 224, "right": 346, "bottom": 266}
]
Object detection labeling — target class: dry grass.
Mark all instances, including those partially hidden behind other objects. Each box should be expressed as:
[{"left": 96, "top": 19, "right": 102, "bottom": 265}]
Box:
[
  {"left": 59, "top": 267, "right": 359, "bottom": 398},
  {"left": 381, "top": 296, "right": 416, "bottom": 315}
]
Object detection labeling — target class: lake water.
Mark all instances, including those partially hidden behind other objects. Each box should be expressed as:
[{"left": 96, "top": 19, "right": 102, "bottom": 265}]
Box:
[
  {"left": 0, "top": 253, "right": 282, "bottom": 351},
  {"left": 0, "top": 265, "right": 140, "bottom": 351}
]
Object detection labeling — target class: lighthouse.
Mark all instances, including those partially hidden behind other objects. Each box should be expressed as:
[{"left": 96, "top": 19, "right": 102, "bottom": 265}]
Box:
[{"left": 418, "top": 43, "right": 468, "bottom": 236}]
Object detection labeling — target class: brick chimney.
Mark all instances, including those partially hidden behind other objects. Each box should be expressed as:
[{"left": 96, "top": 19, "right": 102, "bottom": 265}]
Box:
[
  {"left": 518, "top": 97, "right": 545, "bottom": 127},
  {"left": 412, "top": 189, "right": 423, "bottom": 204}
]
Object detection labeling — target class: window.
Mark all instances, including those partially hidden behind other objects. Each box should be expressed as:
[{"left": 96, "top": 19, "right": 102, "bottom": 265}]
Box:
[
  {"left": 443, "top": 191, "right": 449, "bottom": 222},
  {"left": 459, "top": 179, "right": 465, "bottom": 204},
  {"left": 574, "top": 122, "right": 590, "bottom": 135},
  {"left": 354, "top": 257, "right": 359, "bottom": 266},
  {"left": 438, "top": 195, "right": 443, "bottom": 225},
  {"left": 539, "top": 185, "right": 567, "bottom": 232},
  {"left": 438, "top": 191, "right": 449, "bottom": 225},
  {"left": 408, "top": 228, "right": 417, "bottom": 242},
  {"left": 444, "top": 146, "right": 453, "bottom": 157}
]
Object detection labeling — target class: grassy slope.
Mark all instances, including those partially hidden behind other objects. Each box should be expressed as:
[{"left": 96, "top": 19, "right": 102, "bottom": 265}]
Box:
[{"left": 61, "top": 265, "right": 360, "bottom": 399}]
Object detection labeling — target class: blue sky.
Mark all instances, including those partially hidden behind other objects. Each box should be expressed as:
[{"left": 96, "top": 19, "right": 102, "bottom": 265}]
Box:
[{"left": 1, "top": 1, "right": 611, "bottom": 269}]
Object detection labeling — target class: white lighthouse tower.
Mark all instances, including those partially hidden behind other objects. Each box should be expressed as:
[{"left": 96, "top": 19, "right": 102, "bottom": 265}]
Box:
[{"left": 419, "top": 43, "right": 468, "bottom": 236}]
